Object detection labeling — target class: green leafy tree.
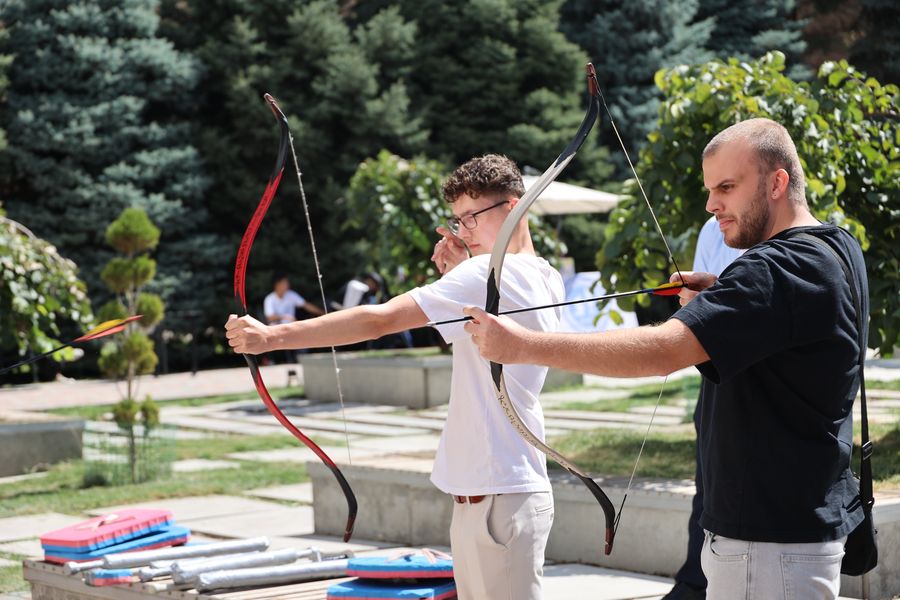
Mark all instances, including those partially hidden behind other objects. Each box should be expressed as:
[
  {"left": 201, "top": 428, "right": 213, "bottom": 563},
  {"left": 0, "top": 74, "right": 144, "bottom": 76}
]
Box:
[
  {"left": 561, "top": 0, "right": 714, "bottom": 176},
  {"left": 346, "top": 151, "right": 450, "bottom": 293},
  {"left": 0, "top": 0, "right": 224, "bottom": 333},
  {"left": 597, "top": 52, "right": 899, "bottom": 354},
  {"left": 0, "top": 206, "right": 93, "bottom": 372},
  {"left": 97, "top": 208, "right": 165, "bottom": 398},
  {"left": 346, "top": 151, "right": 567, "bottom": 295}
]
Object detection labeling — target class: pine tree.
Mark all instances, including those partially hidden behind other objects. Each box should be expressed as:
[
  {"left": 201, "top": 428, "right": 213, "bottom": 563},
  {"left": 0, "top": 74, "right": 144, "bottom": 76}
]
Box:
[
  {"left": 0, "top": 0, "right": 224, "bottom": 332},
  {"left": 850, "top": 0, "right": 900, "bottom": 84},
  {"left": 159, "top": 0, "right": 429, "bottom": 304},
  {"left": 345, "top": 0, "right": 614, "bottom": 186},
  {"left": 697, "top": 0, "right": 810, "bottom": 79},
  {"left": 561, "top": 0, "right": 714, "bottom": 175}
]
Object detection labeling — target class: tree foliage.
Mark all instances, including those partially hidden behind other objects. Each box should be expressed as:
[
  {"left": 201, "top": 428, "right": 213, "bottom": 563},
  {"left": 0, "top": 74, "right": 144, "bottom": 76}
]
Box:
[
  {"left": 158, "top": 0, "right": 429, "bottom": 309},
  {"left": 0, "top": 206, "right": 93, "bottom": 367},
  {"left": 561, "top": 0, "right": 714, "bottom": 175},
  {"left": 0, "top": 0, "right": 223, "bottom": 332},
  {"left": 97, "top": 208, "right": 164, "bottom": 396},
  {"left": 597, "top": 52, "right": 899, "bottom": 354},
  {"left": 698, "top": 0, "right": 809, "bottom": 79},
  {"left": 346, "top": 151, "right": 568, "bottom": 294}
]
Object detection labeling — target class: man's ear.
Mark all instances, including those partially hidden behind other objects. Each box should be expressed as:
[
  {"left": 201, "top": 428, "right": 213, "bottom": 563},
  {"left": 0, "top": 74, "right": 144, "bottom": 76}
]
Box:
[
  {"left": 508, "top": 196, "right": 519, "bottom": 210},
  {"left": 772, "top": 169, "right": 790, "bottom": 199}
]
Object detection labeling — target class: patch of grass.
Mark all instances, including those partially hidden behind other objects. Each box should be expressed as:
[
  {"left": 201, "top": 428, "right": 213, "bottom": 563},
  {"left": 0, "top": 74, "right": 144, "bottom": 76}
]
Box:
[
  {"left": 868, "top": 423, "right": 900, "bottom": 490},
  {"left": 175, "top": 433, "right": 346, "bottom": 461},
  {"left": 0, "top": 459, "right": 307, "bottom": 518},
  {"left": 0, "top": 558, "right": 26, "bottom": 594},
  {"left": 48, "top": 386, "right": 305, "bottom": 421},
  {"left": 557, "top": 376, "right": 701, "bottom": 415},
  {"left": 547, "top": 421, "right": 900, "bottom": 488},
  {"left": 868, "top": 378, "right": 900, "bottom": 391},
  {"left": 548, "top": 429, "right": 697, "bottom": 479}
]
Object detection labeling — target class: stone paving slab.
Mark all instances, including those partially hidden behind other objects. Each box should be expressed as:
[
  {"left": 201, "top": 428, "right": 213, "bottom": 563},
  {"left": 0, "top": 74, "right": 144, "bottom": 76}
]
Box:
[
  {"left": 869, "top": 398, "right": 900, "bottom": 407},
  {"left": 0, "top": 472, "right": 48, "bottom": 486},
  {"left": 584, "top": 367, "right": 697, "bottom": 389},
  {"left": 276, "top": 402, "right": 400, "bottom": 418},
  {"left": 0, "top": 513, "right": 82, "bottom": 543},
  {"left": 539, "top": 388, "right": 633, "bottom": 404},
  {"left": 236, "top": 414, "right": 430, "bottom": 437},
  {"left": 544, "top": 410, "right": 682, "bottom": 426},
  {"left": 172, "top": 459, "right": 240, "bottom": 473},
  {"left": 85, "top": 421, "right": 210, "bottom": 440},
  {"left": 0, "top": 364, "right": 301, "bottom": 411},
  {"left": 0, "top": 557, "right": 18, "bottom": 568},
  {"left": 87, "top": 495, "right": 287, "bottom": 522},
  {"left": 628, "top": 405, "right": 689, "bottom": 417},
  {"left": 349, "top": 434, "right": 441, "bottom": 454},
  {"left": 163, "top": 414, "right": 288, "bottom": 436},
  {"left": 543, "top": 563, "right": 672, "bottom": 599},
  {"left": 227, "top": 445, "right": 355, "bottom": 464},
  {"left": 244, "top": 482, "right": 313, "bottom": 504},
  {"left": 185, "top": 506, "right": 314, "bottom": 539},
  {"left": 0, "top": 539, "right": 41, "bottom": 559},
  {"left": 544, "top": 417, "right": 640, "bottom": 431},
  {"left": 335, "top": 413, "right": 447, "bottom": 432}
]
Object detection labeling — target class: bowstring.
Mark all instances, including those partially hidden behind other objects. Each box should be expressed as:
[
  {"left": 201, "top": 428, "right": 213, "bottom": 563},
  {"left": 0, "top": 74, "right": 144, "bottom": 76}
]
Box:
[
  {"left": 285, "top": 129, "right": 353, "bottom": 463},
  {"left": 594, "top": 84, "right": 682, "bottom": 533}
]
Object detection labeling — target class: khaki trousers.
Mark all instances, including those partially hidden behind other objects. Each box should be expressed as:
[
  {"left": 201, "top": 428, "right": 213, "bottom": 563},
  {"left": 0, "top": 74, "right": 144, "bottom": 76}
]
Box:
[{"left": 449, "top": 492, "right": 553, "bottom": 600}]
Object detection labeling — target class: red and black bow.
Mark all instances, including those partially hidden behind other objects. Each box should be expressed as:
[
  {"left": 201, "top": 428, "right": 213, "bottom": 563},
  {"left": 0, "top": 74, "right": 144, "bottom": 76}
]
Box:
[{"left": 233, "top": 94, "right": 357, "bottom": 541}]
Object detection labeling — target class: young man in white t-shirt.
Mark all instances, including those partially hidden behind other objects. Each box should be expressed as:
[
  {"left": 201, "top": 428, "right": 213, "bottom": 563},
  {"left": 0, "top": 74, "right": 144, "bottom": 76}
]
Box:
[
  {"left": 226, "top": 154, "right": 564, "bottom": 599},
  {"left": 263, "top": 274, "right": 324, "bottom": 325}
]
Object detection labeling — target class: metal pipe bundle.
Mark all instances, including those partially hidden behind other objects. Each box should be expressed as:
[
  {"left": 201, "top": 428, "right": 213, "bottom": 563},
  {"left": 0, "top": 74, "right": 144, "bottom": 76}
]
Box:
[
  {"left": 194, "top": 556, "right": 352, "bottom": 592},
  {"left": 172, "top": 548, "right": 303, "bottom": 584},
  {"left": 64, "top": 536, "right": 269, "bottom": 574},
  {"left": 138, "top": 551, "right": 264, "bottom": 582}
]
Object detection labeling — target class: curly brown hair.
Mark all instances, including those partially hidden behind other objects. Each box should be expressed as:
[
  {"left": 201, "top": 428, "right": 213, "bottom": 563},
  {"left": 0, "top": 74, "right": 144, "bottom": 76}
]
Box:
[{"left": 442, "top": 154, "right": 525, "bottom": 203}]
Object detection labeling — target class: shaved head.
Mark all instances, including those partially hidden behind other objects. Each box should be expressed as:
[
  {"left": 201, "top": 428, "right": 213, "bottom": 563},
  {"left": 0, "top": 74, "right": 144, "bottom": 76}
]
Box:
[{"left": 703, "top": 119, "right": 806, "bottom": 207}]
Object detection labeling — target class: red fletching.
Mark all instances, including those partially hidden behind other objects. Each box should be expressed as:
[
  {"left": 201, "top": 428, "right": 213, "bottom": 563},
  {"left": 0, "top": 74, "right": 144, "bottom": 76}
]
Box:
[{"left": 650, "top": 282, "right": 683, "bottom": 296}]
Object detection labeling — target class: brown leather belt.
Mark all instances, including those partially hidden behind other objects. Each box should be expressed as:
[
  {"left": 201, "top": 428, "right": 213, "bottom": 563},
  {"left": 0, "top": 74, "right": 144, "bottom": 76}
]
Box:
[{"left": 452, "top": 495, "right": 486, "bottom": 504}]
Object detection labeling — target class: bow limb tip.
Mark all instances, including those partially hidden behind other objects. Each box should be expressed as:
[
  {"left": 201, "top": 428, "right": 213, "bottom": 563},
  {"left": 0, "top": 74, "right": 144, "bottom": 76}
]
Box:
[
  {"left": 343, "top": 515, "right": 357, "bottom": 543},
  {"left": 586, "top": 63, "right": 599, "bottom": 96},
  {"left": 263, "top": 93, "right": 287, "bottom": 122},
  {"left": 605, "top": 527, "right": 615, "bottom": 555}
]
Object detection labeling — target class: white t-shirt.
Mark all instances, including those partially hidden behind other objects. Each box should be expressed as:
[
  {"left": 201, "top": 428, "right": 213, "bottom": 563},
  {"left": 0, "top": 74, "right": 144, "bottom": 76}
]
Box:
[
  {"left": 693, "top": 216, "right": 744, "bottom": 276},
  {"left": 263, "top": 290, "right": 306, "bottom": 324},
  {"left": 407, "top": 253, "right": 565, "bottom": 496}
]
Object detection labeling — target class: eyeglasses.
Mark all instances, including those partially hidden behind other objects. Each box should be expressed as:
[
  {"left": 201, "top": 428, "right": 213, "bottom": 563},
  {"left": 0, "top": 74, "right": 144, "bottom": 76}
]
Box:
[{"left": 447, "top": 200, "right": 509, "bottom": 235}]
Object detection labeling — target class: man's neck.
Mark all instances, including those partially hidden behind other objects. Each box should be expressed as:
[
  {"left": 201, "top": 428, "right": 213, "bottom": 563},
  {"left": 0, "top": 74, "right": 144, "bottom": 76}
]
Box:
[{"left": 767, "top": 203, "right": 819, "bottom": 240}]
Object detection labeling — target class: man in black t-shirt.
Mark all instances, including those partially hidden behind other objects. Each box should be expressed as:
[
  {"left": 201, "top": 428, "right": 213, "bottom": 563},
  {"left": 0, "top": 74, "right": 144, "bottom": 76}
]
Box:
[{"left": 464, "top": 118, "right": 867, "bottom": 600}]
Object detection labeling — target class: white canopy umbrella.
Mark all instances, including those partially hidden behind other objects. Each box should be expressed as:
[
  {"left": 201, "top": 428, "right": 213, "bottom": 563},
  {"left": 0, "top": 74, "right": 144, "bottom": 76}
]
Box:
[{"left": 522, "top": 175, "right": 620, "bottom": 215}]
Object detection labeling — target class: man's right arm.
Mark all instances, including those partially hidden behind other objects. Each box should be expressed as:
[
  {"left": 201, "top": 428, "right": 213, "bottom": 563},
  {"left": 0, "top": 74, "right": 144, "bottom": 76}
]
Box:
[{"left": 227, "top": 293, "right": 428, "bottom": 355}]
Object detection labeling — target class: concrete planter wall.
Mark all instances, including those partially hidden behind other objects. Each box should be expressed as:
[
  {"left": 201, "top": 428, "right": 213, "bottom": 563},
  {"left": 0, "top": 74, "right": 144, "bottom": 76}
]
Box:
[
  {"left": 309, "top": 461, "right": 900, "bottom": 600},
  {"left": 302, "top": 349, "right": 583, "bottom": 409},
  {"left": 0, "top": 411, "right": 84, "bottom": 476}
]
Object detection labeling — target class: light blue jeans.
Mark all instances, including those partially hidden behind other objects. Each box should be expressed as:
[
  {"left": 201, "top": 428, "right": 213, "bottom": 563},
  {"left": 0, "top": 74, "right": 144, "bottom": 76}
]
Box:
[{"left": 701, "top": 530, "right": 846, "bottom": 600}]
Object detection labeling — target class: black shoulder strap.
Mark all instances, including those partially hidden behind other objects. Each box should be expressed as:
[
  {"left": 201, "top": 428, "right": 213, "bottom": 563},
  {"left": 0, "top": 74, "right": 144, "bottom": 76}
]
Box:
[{"left": 794, "top": 232, "right": 873, "bottom": 511}]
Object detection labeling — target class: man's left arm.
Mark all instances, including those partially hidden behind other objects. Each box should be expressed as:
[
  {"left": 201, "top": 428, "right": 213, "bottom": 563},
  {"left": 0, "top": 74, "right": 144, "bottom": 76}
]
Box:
[{"left": 464, "top": 308, "right": 708, "bottom": 377}]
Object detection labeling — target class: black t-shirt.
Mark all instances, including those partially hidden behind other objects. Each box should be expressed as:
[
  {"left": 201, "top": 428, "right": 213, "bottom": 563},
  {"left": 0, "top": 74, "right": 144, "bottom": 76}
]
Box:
[{"left": 673, "top": 224, "right": 868, "bottom": 543}]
